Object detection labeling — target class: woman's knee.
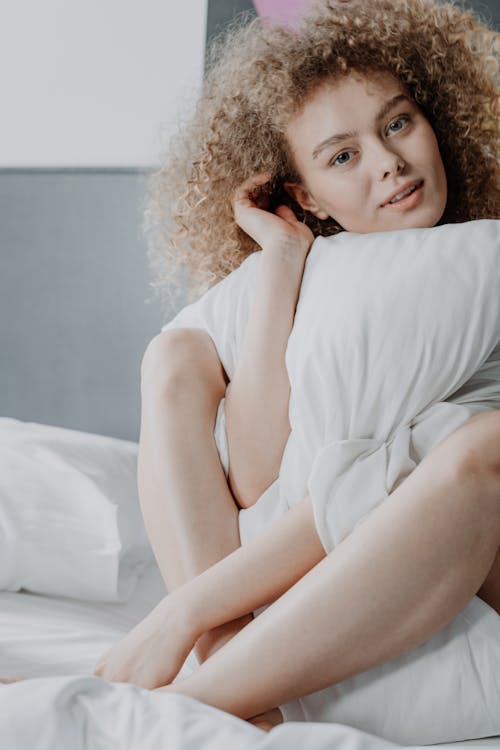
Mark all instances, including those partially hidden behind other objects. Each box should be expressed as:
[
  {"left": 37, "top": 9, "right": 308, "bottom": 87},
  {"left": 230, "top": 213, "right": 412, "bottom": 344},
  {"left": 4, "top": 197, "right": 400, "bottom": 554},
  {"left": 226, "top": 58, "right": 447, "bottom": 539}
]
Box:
[
  {"left": 444, "top": 410, "right": 500, "bottom": 519},
  {"left": 451, "top": 410, "right": 500, "bottom": 478},
  {"left": 140, "top": 329, "right": 228, "bottom": 399}
]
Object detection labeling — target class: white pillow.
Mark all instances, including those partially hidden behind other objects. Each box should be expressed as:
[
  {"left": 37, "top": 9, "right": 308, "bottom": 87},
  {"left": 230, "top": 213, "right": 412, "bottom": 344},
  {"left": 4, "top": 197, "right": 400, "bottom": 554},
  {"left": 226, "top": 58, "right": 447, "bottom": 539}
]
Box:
[
  {"left": 0, "top": 418, "right": 153, "bottom": 602},
  {"left": 285, "top": 219, "right": 500, "bottom": 551}
]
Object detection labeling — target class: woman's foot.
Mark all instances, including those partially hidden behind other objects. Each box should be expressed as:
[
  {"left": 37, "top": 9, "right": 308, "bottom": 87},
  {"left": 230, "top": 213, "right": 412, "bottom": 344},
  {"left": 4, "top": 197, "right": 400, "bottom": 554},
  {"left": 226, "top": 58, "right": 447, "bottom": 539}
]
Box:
[
  {"left": 154, "top": 682, "right": 284, "bottom": 731},
  {"left": 247, "top": 707, "right": 284, "bottom": 732},
  {"left": 195, "top": 615, "right": 253, "bottom": 664}
]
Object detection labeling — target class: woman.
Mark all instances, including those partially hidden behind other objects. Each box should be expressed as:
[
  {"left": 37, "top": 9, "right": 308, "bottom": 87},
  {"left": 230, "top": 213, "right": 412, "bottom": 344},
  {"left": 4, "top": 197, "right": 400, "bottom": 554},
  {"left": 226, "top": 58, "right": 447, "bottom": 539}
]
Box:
[{"left": 95, "top": 0, "right": 500, "bottom": 732}]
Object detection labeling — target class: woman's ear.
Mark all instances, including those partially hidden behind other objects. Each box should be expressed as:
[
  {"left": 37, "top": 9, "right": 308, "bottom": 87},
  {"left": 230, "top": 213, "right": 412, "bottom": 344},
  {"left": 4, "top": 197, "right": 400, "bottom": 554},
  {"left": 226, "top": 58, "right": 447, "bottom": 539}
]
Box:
[{"left": 283, "top": 182, "right": 329, "bottom": 220}]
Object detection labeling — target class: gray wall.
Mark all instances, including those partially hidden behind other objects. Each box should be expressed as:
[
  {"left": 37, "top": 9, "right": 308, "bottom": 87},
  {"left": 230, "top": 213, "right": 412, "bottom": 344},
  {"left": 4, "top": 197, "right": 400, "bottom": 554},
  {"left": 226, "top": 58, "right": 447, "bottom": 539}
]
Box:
[
  {"left": 206, "top": 0, "right": 256, "bottom": 42},
  {"left": 205, "top": 0, "right": 499, "bottom": 34},
  {"left": 0, "top": 170, "right": 174, "bottom": 443},
  {"left": 466, "top": 0, "right": 500, "bottom": 29}
]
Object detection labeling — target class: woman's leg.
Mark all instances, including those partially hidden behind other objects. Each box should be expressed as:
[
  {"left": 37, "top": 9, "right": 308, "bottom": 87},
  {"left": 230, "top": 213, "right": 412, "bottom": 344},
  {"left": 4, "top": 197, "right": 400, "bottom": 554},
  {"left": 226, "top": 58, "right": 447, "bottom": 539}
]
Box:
[
  {"left": 138, "top": 329, "right": 253, "bottom": 663},
  {"left": 158, "top": 410, "right": 500, "bottom": 720}
]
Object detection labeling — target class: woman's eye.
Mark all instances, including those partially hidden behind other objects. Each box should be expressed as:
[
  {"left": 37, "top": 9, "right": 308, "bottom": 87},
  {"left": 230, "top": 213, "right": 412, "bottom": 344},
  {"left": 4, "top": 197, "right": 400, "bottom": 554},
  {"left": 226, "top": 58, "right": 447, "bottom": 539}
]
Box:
[
  {"left": 387, "top": 116, "right": 410, "bottom": 134},
  {"left": 328, "top": 117, "right": 410, "bottom": 166},
  {"left": 331, "top": 151, "right": 354, "bottom": 166}
]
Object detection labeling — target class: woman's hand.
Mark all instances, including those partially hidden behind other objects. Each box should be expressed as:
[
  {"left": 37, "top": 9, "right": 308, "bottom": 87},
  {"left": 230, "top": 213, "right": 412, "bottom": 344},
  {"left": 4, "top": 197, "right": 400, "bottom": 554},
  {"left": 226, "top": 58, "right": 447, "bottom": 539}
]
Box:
[
  {"left": 233, "top": 173, "right": 314, "bottom": 258},
  {"left": 93, "top": 593, "right": 197, "bottom": 690}
]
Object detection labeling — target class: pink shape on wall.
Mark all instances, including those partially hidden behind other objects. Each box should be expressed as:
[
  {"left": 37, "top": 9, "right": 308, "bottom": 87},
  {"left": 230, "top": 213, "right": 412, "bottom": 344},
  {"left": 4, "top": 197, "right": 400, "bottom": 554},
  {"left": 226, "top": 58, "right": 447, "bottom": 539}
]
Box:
[{"left": 252, "top": 0, "right": 315, "bottom": 29}]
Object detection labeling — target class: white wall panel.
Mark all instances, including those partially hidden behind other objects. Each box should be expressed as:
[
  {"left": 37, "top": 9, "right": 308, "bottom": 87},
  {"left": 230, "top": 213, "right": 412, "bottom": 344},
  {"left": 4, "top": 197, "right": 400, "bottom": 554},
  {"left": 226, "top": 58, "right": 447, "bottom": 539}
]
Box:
[{"left": 0, "top": 1, "right": 207, "bottom": 167}]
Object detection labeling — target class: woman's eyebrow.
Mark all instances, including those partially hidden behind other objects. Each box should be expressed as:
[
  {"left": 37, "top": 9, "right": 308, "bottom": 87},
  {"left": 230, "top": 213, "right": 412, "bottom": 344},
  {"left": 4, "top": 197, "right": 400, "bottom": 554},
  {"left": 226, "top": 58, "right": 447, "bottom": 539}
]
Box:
[{"left": 312, "top": 94, "right": 412, "bottom": 159}]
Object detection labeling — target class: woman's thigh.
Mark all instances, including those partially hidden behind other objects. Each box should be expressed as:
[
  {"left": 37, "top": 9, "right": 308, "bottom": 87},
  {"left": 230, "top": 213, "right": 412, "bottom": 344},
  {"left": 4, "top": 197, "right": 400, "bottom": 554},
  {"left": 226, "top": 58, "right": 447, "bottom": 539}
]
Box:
[
  {"left": 477, "top": 545, "right": 500, "bottom": 614},
  {"left": 448, "top": 409, "right": 500, "bottom": 613},
  {"left": 450, "top": 409, "right": 500, "bottom": 491}
]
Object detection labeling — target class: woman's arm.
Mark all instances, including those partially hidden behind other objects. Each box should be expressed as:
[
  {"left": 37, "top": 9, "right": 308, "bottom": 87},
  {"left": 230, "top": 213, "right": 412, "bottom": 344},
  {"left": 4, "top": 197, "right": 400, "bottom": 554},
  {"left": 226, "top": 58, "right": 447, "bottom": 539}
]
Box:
[
  {"left": 177, "top": 493, "right": 325, "bottom": 638},
  {"left": 94, "top": 492, "right": 325, "bottom": 689},
  {"left": 225, "top": 245, "right": 307, "bottom": 506},
  {"left": 224, "top": 174, "right": 314, "bottom": 507}
]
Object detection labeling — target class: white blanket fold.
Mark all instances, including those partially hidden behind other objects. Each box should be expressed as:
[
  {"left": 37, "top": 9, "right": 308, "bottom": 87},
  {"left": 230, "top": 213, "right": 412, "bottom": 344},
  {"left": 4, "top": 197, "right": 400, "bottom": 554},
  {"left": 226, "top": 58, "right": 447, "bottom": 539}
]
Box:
[{"left": 0, "top": 674, "right": 427, "bottom": 750}]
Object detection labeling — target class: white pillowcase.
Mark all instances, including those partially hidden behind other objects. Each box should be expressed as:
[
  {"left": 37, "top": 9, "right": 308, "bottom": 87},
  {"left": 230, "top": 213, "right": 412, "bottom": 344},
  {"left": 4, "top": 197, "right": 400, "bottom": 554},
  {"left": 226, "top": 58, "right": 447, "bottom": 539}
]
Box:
[{"left": 0, "top": 418, "right": 153, "bottom": 603}]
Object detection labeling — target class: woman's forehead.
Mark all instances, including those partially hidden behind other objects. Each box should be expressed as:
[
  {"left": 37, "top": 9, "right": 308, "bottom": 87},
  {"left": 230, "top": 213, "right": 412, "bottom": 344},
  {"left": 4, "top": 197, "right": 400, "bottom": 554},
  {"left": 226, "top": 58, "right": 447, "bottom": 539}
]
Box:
[
  {"left": 285, "top": 70, "right": 414, "bottom": 163},
  {"left": 289, "top": 70, "right": 411, "bottom": 129}
]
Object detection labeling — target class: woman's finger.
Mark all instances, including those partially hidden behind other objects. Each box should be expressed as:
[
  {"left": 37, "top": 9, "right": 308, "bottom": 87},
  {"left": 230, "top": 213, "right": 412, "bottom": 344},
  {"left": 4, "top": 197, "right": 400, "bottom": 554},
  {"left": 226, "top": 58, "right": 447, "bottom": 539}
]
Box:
[
  {"left": 247, "top": 706, "right": 284, "bottom": 731},
  {"left": 275, "top": 204, "right": 299, "bottom": 223},
  {"left": 233, "top": 172, "right": 272, "bottom": 203}
]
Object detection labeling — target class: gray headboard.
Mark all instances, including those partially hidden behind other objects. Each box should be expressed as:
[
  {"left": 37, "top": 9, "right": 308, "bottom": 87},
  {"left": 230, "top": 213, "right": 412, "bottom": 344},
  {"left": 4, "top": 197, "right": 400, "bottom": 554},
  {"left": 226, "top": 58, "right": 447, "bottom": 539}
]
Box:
[{"left": 0, "top": 169, "right": 180, "bottom": 443}]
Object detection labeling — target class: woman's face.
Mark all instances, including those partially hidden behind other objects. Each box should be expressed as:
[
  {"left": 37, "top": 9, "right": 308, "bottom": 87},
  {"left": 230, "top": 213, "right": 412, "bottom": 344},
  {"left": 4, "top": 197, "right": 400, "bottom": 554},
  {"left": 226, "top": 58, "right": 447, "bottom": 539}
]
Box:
[{"left": 284, "top": 71, "right": 448, "bottom": 233}]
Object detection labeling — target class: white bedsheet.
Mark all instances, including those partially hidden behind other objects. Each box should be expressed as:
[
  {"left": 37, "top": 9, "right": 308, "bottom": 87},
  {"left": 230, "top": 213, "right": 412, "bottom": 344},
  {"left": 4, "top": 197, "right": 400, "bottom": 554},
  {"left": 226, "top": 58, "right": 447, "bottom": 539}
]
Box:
[{"left": 1, "top": 561, "right": 499, "bottom": 749}]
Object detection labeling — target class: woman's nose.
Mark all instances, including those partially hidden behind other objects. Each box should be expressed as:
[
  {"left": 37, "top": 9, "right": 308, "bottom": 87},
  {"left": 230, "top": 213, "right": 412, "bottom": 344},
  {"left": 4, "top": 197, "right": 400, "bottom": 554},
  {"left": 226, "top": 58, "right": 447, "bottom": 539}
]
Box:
[{"left": 369, "top": 141, "right": 405, "bottom": 180}]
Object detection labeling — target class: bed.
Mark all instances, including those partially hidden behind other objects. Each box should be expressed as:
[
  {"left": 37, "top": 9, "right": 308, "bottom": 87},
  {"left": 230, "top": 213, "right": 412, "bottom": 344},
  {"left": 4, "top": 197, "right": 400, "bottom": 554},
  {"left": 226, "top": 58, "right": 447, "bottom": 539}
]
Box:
[{"left": 0, "top": 419, "right": 499, "bottom": 750}]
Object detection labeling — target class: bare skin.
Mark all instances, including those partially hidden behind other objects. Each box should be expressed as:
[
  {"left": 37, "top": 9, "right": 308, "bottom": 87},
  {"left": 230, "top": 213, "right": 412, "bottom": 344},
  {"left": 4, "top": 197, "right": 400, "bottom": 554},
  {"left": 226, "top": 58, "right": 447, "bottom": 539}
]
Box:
[
  {"left": 137, "top": 327, "right": 254, "bottom": 666},
  {"left": 135, "top": 330, "right": 285, "bottom": 730}
]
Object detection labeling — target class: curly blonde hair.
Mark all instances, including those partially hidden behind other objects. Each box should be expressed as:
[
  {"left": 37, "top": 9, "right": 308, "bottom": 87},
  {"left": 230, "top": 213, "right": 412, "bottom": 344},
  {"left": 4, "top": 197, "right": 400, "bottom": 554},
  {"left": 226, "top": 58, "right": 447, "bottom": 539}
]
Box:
[{"left": 144, "top": 0, "right": 499, "bottom": 305}]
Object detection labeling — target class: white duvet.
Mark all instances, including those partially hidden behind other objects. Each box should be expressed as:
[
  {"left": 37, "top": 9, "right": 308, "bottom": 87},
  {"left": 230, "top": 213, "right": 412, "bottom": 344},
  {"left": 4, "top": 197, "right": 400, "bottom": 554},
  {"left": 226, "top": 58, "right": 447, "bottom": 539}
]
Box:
[
  {"left": 2, "top": 678, "right": 500, "bottom": 750},
  {"left": 4, "top": 676, "right": 498, "bottom": 750},
  {"left": 162, "top": 219, "right": 500, "bottom": 744}
]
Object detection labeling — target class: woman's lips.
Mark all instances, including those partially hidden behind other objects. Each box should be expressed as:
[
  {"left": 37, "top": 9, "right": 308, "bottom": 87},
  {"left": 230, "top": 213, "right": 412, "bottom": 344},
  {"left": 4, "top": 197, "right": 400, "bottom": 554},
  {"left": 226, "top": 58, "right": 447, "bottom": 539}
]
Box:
[{"left": 382, "top": 181, "right": 424, "bottom": 211}]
